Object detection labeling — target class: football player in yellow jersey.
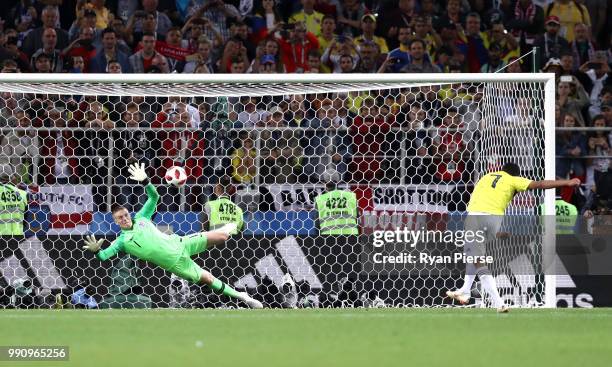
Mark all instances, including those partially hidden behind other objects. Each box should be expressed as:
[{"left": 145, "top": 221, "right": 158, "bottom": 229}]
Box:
[{"left": 446, "top": 163, "right": 580, "bottom": 312}]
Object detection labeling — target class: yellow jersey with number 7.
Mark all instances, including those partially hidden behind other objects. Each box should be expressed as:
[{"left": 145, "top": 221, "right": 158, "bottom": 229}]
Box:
[{"left": 467, "top": 171, "right": 533, "bottom": 215}]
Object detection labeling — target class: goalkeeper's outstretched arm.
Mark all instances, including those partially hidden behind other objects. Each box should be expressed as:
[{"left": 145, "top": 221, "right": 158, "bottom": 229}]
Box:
[
  {"left": 128, "top": 163, "right": 160, "bottom": 220},
  {"left": 528, "top": 178, "right": 581, "bottom": 190},
  {"left": 82, "top": 235, "right": 124, "bottom": 261}
]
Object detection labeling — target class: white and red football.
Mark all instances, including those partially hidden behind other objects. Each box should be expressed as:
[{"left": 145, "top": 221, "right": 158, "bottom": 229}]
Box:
[{"left": 164, "top": 166, "right": 187, "bottom": 187}]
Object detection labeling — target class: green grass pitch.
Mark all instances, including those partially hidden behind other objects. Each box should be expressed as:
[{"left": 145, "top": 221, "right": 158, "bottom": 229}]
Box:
[{"left": 1, "top": 308, "right": 611, "bottom": 367}]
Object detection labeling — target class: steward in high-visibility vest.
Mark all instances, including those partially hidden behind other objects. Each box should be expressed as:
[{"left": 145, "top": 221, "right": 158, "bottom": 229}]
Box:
[
  {"left": 315, "top": 182, "right": 358, "bottom": 235},
  {"left": 0, "top": 168, "right": 27, "bottom": 236},
  {"left": 203, "top": 177, "right": 243, "bottom": 235},
  {"left": 539, "top": 198, "right": 578, "bottom": 234}
]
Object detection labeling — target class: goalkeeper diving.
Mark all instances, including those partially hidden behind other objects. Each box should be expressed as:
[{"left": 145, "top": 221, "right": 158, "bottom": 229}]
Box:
[
  {"left": 445, "top": 162, "right": 580, "bottom": 312},
  {"left": 82, "top": 163, "right": 263, "bottom": 309}
]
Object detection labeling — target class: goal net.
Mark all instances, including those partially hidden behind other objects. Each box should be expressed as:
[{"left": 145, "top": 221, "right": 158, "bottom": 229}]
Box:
[{"left": 0, "top": 74, "right": 556, "bottom": 309}]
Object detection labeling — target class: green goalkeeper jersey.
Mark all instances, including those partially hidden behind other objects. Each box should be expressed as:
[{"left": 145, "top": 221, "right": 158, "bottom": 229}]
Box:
[{"left": 96, "top": 184, "right": 182, "bottom": 270}]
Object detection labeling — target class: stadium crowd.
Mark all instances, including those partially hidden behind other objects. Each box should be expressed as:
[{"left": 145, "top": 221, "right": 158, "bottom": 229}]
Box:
[{"left": 0, "top": 0, "right": 610, "bottom": 214}]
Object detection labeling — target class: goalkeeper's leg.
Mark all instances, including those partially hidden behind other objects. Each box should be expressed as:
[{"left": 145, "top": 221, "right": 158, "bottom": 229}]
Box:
[
  {"left": 199, "top": 271, "right": 263, "bottom": 309},
  {"left": 168, "top": 255, "right": 263, "bottom": 309}
]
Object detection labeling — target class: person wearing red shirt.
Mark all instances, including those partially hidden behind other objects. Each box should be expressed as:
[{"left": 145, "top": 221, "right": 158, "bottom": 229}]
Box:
[{"left": 272, "top": 21, "right": 320, "bottom": 73}]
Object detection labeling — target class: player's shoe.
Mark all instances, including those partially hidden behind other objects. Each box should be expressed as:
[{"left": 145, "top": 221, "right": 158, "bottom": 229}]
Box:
[
  {"left": 445, "top": 290, "right": 470, "bottom": 305},
  {"left": 497, "top": 305, "right": 509, "bottom": 313},
  {"left": 239, "top": 292, "right": 264, "bottom": 309},
  {"left": 214, "top": 223, "right": 237, "bottom": 236}
]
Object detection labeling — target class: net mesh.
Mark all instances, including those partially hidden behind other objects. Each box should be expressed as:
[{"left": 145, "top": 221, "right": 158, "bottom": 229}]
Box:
[{"left": 0, "top": 77, "right": 550, "bottom": 309}]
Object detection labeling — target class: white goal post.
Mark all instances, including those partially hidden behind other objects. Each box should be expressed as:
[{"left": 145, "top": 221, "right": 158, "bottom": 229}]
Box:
[{"left": 0, "top": 73, "right": 557, "bottom": 309}]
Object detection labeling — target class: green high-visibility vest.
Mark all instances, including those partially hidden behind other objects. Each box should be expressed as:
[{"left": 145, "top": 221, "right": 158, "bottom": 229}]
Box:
[
  {"left": 315, "top": 190, "right": 358, "bottom": 235},
  {"left": 539, "top": 199, "right": 578, "bottom": 234},
  {"left": 0, "top": 183, "right": 27, "bottom": 235},
  {"left": 206, "top": 197, "right": 244, "bottom": 235}
]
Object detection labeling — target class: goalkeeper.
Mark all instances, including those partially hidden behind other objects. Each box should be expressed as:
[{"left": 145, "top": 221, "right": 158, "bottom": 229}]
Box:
[{"left": 82, "top": 163, "right": 263, "bottom": 309}]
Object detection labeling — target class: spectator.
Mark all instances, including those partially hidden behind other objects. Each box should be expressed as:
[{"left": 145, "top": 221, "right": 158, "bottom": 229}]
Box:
[
  {"left": 303, "top": 102, "right": 332, "bottom": 181},
  {"left": 108, "top": 17, "right": 132, "bottom": 55},
  {"left": 183, "top": 37, "right": 215, "bottom": 73},
  {"left": 130, "top": 10, "right": 166, "bottom": 47},
  {"left": 32, "top": 53, "right": 51, "bottom": 73},
  {"left": 355, "top": 14, "right": 388, "bottom": 54},
  {"left": 587, "top": 115, "right": 610, "bottom": 183},
  {"left": 437, "top": 18, "right": 464, "bottom": 68},
  {"left": 258, "top": 106, "right": 287, "bottom": 183},
  {"left": 113, "top": 103, "right": 154, "bottom": 211},
  {"left": 248, "top": 0, "right": 283, "bottom": 44},
  {"left": 68, "top": 55, "right": 86, "bottom": 73},
  {"left": 68, "top": 8, "right": 101, "bottom": 45},
  {"left": 571, "top": 23, "right": 596, "bottom": 68},
  {"left": 21, "top": 6, "right": 69, "bottom": 57},
  {"left": 229, "top": 56, "right": 247, "bottom": 73},
  {"left": 507, "top": 0, "right": 545, "bottom": 54},
  {"left": 10, "top": 1, "right": 40, "bottom": 37},
  {"left": 435, "top": 45, "right": 455, "bottom": 72},
  {"left": 129, "top": 33, "right": 167, "bottom": 73},
  {"left": 487, "top": 21, "right": 520, "bottom": 63},
  {"left": 480, "top": 43, "right": 507, "bottom": 73},
  {"left": 138, "top": 0, "right": 173, "bottom": 37},
  {"left": 38, "top": 108, "right": 80, "bottom": 184},
  {"left": 412, "top": 16, "right": 442, "bottom": 62},
  {"left": 285, "top": 95, "right": 307, "bottom": 127},
  {"left": 584, "top": 0, "right": 607, "bottom": 47},
  {"left": 505, "top": 56, "right": 524, "bottom": 73},
  {"left": 385, "top": 27, "right": 412, "bottom": 73},
  {"left": 322, "top": 37, "right": 359, "bottom": 73},
  {"left": 557, "top": 112, "right": 587, "bottom": 178},
  {"left": 90, "top": 28, "right": 132, "bottom": 73},
  {"left": 30, "top": 27, "right": 63, "bottom": 73},
  {"left": 63, "top": 26, "right": 97, "bottom": 72},
  {"left": 398, "top": 38, "right": 441, "bottom": 73},
  {"left": 457, "top": 13, "right": 489, "bottom": 73},
  {"left": 349, "top": 104, "right": 391, "bottom": 183},
  {"left": 230, "top": 133, "right": 257, "bottom": 184},
  {"left": 560, "top": 51, "right": 593, "bottom": 93},
  {"left": 435, "top": 0, "right": 464, "bottom": 34},
  {"left": 545, "top": 0, "right": 591, "bottom": 42},
  {"left": 600, "top": 102, "right": 612, "bottom": 127},
  {"left": 304, "top": 49, "right": 322, "bottom": 73},
  {"left": 160, "top": 28, "right": 188, "bottom": 72},
  {"left": 150, "top": 53, "right": 171, "bottom": 73},
  {"left": 355, "top": 41, "right": 383, "bottom": 73},
  {"left": 181, "top": 18, "right": 214, "bottom": 52},
  {"left": 189, "top": 0, "right": 242, "bottom": 44},
  {"left": 317, "top": 14, "right": 337, "bottom": 57},
  {"left": 82, "top": 0, "right": 112, "bottom": 30},
  {"left": 0, "top": 109, "right": 38, "bottom": 183},
  {"left": 236, "top": 97, "right": 267, "bottom": 128},
  {"left": 579, "top": 51, "right": 610, "bottom": 114},
  {"left": 274, "top": 129, "right": 302, "bottom": 184},
  {"left": 248, "top": 38, "right": 286, "bottom": 73},
  {"left": 0, "top": 93, "right": 21, "bottom": 128},
  {"left": 589, "top": 87, "right": 612, "bottom": 118},
  {"left": 275, "top": 21, "right": 319, "bottom": 73},
  {"left": 0, "top": 59, "right": 20, "bottom": 73},
  {"left": 106, "top": 59, "right": 122, "bottom": 73},
  {"left": 557, "top": 75, "right": 590, "bottom": 126},
  {"left": 219, "top": 37, "right": 249, "bottom": 73},
  {"left": 289, "top": 0, "right": 325, "bottom": 35},
  {"left": 377, "top": 0, "right": 417, "bottom": 50},
  {"left": 336, "top": 0, "right": 369, "bottom": 38},
  {"left": 2, "top": 36, "right": 31, "bottom": 72},
  {"left": 534, "top": 16, "right": 570, "bottom": 70}
]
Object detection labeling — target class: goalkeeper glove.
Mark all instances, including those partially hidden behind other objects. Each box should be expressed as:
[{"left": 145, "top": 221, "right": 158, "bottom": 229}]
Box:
[
  {"left": 128, "top": 163, "right": 149, "bottom": 184},
  {"left": 82, "top": 235, "right": 104, "bottom": 253}
]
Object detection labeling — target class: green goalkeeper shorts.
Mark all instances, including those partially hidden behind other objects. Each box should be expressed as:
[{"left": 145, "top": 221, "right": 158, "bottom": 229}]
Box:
[{"left": 168, "top": 233, "right": 209, "bottom": 284}]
